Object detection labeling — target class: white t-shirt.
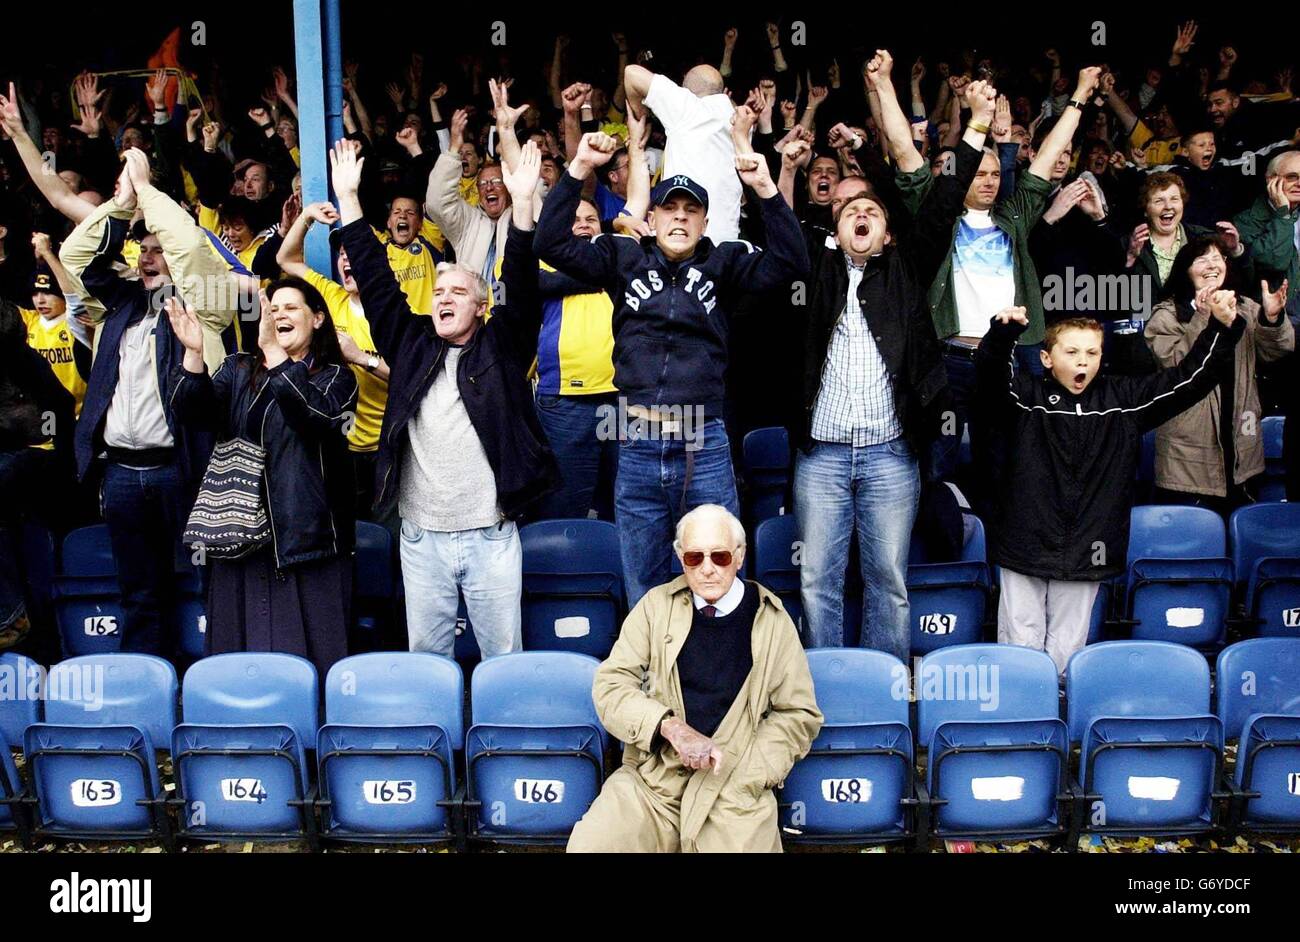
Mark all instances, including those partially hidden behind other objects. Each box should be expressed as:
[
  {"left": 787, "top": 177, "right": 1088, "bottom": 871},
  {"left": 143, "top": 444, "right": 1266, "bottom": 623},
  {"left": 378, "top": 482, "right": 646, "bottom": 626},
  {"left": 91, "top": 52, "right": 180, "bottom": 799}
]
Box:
[
  {"left": 644, "top": 74, "right": 740, "bottom": 244},
  {"left": 952, "top": 209, "right": 1015, "bottom": 338}
]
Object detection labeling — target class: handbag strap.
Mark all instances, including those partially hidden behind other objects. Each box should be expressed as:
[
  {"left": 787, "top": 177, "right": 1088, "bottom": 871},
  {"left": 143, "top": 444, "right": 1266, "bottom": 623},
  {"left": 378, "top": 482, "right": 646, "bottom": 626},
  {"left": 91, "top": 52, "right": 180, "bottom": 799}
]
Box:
[{"left": 244, "top": 372, "right": 276, "bottom": 448}]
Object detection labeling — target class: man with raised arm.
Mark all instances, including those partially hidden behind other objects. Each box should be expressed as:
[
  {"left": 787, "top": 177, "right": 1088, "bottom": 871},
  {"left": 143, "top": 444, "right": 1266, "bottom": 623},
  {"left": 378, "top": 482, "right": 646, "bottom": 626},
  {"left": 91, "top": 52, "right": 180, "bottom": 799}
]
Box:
[
  {"left": 623, "top": 62, "right": 742, "bottom": 243},
  {"left": 331, "top": 138, "right": 558, "bottom": 658},
  {"left": 534, "top": 130, "right": 808, "bottom": 606}
]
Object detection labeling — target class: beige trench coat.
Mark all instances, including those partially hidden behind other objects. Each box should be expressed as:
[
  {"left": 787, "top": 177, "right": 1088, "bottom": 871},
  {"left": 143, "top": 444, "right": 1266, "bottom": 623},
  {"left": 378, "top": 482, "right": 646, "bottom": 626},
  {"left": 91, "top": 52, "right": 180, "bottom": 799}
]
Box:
[
  {"left": 1145, "top": 297, "right": 1293, "bottom": 497},
  {"left": 567, "top": 577, "right": 823, "bottom": 853}
]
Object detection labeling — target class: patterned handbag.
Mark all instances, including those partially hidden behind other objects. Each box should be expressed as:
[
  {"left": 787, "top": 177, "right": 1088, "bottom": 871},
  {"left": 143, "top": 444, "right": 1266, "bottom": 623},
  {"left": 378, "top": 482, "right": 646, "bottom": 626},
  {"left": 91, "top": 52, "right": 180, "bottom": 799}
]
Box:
[{"left": 183, "top": 436, "right": 271, "bottom": 559}]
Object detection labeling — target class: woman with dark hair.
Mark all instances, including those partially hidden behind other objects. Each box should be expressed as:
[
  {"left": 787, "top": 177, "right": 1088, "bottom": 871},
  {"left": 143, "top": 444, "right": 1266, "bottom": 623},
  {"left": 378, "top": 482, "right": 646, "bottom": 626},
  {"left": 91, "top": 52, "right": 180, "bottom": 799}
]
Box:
[
  {"left": 1144, "top": 235, "right": 1294, "bottom": 514},
  {"left": 0, "top": 300, "right": 75, "bottom": 650},
  {"left": 167, "top": 276, "right": 358, "bottom": 678}
]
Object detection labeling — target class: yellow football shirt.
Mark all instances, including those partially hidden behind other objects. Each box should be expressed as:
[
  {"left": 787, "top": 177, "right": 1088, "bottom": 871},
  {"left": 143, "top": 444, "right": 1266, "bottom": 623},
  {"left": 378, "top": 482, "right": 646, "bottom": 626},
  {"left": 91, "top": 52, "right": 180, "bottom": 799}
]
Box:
[
  {"left": 301, "top": 269, "right": 387, "bottom": 453},
  {"left": 1130, "top": 121, "right": 1181, "bottom": 166},
  {"left": 376, "top": 229, "right": 442, "bottom": 316},
  {"left": 21, "top": 308, "right": 86, "bottom": 417}
]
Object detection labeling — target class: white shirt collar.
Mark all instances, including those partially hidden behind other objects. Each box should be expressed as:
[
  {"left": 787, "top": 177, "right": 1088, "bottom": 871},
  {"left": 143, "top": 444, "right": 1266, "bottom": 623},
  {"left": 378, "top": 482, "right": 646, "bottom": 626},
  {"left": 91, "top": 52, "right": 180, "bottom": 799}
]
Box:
[{"left": 693, "top": 577, "right": 746, "bottom": 617}]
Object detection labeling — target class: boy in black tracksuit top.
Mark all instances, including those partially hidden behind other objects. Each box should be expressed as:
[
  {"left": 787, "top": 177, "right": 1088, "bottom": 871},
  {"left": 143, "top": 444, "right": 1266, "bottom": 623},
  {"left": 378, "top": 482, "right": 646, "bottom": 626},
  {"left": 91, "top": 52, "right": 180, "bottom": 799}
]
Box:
[
  {"left": 976, "top": 295, "right": 1245, "bottom": 674},
  {"left": 533, "top": 131, "right": 808, "bottom": 605}
]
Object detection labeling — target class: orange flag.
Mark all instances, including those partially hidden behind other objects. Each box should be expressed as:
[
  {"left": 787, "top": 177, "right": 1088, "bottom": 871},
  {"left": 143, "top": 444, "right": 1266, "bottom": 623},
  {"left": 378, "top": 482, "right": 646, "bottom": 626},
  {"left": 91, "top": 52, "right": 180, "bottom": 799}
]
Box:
[{"left": 146, "top": 27, "right": 183, "bottom": 112}]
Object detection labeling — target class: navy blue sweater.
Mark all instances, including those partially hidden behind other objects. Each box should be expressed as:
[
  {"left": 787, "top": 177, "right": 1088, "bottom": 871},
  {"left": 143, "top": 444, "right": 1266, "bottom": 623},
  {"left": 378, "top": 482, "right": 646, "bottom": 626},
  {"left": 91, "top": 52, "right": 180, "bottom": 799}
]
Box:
[{"left": 534, "top": 172, "right": 810, "bottom": 418}]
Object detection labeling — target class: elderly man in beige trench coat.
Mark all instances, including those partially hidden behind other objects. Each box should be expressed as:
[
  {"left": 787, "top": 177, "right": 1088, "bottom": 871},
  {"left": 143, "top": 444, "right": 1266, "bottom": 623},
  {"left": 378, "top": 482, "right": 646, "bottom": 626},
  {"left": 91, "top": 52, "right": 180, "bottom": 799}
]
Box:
[{"left": 568, "top": 504, "right": 823, "bottom": 853}]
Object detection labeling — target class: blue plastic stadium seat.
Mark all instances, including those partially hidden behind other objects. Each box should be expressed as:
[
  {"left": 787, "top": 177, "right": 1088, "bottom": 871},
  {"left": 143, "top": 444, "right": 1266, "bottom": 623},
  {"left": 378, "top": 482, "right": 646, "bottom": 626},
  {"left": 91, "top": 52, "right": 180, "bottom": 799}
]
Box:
[
  {"left": 19, "top": 523, "right": 56, "bottom": 623},
  {"left": 53, "top": 525, "right": 125, "bottom": 656},
  {"left": 0, "top": 653, "right": 41, "bottom": 843},
  {"left": 742, "top": 427, "right": 791, "bottom": 525},
  {"left": 23, "top": 654, "right": 176, "bottom": 845},
  {"left": 777, "top": 649, "right": 913, "bottom": 842},
  {"left": 465, "top": 652, "right": 605, "bottom": 843},
  {"left": 171, "top": 653, "right": 318, "bottom": 845},
  {"left": 173, "top": 564, "right": 207, "bottom": 659},
  {"left": 520, "top": 520, "right": 625, "bottom": 659},
  {"left": 1258, "top": 416, "right": 1286, "bottom": 502},
  {"left": 755, "top": 515, "right": 804, "bottom": 637},
  {"left": 917, "top": 645, "right": 1069, "bottom": 840},
  {"left": 1216, "top": 638, "right": 1300, "bottom": 830},
  {"left": 352, "top": 522, "right": 397, "bottom": 652},
  {"left": 1124, "top": 506, "right": 1232, "bottom": 648},
  {"left": 1066, "top": 641, "right": 1223, "bottom": 836},
  {"left": 908, "top": 514, "right": 990, "bottom": 655},
  {"left": 316, "top": 653, "right": 463, "bottom": 842},
  {"left": 0, "top": 652, "right": 42, "bottom": 749},
  {"left": 0, "top": 743, "right": 24, "bottom": 843},
  {"left": 1230, "top": 503, "right": 1300, "bottom": 636}
]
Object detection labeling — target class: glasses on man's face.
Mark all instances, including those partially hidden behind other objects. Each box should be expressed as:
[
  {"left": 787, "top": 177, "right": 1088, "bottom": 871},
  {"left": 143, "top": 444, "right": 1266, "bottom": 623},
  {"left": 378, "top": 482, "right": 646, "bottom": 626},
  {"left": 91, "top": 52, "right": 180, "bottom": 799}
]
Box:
[
  {"left": 477, "top": 178, "right": 504, "bottom": 190},
  {"left": 681, "top": 550, "right": 734, "bottom": 568},
  {"left": 1282, "top": 172, "right": 1300, "bottom": 185}
]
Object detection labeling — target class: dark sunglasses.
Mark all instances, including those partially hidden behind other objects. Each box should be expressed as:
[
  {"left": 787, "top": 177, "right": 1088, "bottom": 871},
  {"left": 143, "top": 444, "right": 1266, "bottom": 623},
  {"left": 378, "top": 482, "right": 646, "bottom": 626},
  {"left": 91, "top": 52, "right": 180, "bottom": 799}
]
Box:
[{"left": 681, "top": 550, "right": 734, "bottom": 568}]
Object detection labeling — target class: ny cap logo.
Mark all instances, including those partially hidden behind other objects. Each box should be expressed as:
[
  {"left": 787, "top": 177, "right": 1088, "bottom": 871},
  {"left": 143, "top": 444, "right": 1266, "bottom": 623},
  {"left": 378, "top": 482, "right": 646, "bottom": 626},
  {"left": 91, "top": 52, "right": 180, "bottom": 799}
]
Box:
[{"left": 673, "top": 176, "right": 690, "bottom": 186}]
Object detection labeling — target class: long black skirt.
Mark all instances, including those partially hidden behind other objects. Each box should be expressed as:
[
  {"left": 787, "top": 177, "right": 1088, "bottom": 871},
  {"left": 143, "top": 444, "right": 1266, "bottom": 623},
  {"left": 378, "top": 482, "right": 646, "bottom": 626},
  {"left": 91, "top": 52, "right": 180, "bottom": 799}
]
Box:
[{"left": 206, "top": 548, "right": 351, "bottom": 683}]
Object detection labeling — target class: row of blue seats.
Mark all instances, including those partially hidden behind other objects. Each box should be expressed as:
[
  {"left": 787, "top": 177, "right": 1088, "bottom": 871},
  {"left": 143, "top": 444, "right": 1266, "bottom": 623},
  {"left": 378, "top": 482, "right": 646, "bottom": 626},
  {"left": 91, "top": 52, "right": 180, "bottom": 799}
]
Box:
[
  {"left": 741, "top": 417, "right": 1289, "bottom": 524},
  {"left": 783, "top": 638, "right": 1300, "bottom": 847},
  {"left": 38, "top": 519, "right": 628, "bottom": 662},
  {"left": 757, "top": 503, "right": 1300, "bottom": 653},
  {"left": 0, "top": 650, "right": 607, "bottom": 850},
  {"left": 3, "top": 638, "right": 1298, "bottom": 852},
  {"left": 34, "top": 499, "right": 1300, "bottom": 671}
]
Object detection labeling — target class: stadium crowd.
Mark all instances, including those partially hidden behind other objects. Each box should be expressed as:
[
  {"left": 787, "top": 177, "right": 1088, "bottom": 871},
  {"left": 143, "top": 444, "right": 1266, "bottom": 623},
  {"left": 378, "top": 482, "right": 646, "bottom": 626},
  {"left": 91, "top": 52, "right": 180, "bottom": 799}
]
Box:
[{"left": 0, "top": 13, "right": 1297, "bottom": 697}]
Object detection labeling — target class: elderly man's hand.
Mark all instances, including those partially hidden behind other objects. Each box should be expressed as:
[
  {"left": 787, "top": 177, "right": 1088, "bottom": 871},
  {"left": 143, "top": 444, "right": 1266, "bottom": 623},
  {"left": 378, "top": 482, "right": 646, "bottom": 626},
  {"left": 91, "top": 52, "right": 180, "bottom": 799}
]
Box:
[{"left": 661, "top": 717, "right": 724, "bottom": 773}]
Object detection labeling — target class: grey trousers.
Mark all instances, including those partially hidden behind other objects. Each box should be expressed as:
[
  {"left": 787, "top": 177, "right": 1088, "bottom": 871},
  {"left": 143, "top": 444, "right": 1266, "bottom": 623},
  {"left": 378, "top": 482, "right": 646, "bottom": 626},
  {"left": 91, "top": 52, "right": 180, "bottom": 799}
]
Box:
[{"left": 997, "top": 569, "right": 1101, "bottom": 675}]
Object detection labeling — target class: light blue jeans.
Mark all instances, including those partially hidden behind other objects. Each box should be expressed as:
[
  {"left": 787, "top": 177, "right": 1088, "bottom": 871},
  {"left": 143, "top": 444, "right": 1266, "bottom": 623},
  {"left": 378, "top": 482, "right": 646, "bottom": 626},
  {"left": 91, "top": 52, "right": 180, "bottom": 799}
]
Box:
[
  {"left": 794, "top": 439, "right": 920, "bottom": 659},
  {"left": 399, "top": 518, "right": 522, "bottom": 657}
]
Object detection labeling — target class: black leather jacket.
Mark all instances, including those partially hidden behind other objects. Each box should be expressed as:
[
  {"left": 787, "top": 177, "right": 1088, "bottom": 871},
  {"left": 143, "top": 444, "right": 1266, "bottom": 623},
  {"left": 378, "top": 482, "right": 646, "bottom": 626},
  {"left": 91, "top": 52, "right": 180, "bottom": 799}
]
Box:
[{"left": 171, "top": 353, "right": 358, "bottom": 569}]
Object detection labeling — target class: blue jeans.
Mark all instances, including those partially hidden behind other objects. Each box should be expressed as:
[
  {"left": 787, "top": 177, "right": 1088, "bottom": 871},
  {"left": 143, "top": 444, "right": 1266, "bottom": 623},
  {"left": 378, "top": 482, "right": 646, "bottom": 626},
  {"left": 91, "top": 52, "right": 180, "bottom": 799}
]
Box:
[
  {"left": 794, "top": 439, "right": 920, "bottom": 659},
  {"left": 100, "top": 461, "right": 188, "bottom": 656},
  {"left": 616, "top": 417, "right": 739, "bottom": 607},
  {"left": 535, "top": 393, "right": 618, "bottom": 521},
  {"left": 399, "top": 518, "right": 522, "bottom": 658}
]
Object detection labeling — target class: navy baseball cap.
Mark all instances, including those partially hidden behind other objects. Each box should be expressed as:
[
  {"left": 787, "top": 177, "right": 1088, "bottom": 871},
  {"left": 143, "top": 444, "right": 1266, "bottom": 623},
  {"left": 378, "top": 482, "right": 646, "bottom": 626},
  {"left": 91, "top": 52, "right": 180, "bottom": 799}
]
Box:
[{"left": 650, "top": 174, "right": 709, "bottom": 212}]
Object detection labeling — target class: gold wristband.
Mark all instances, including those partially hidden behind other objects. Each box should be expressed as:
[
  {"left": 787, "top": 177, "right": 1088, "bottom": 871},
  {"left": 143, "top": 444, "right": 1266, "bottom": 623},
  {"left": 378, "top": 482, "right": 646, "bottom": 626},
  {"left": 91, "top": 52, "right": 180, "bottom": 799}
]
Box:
[{"left": 967, "top": 120, "right": 991, "bottom": 134}]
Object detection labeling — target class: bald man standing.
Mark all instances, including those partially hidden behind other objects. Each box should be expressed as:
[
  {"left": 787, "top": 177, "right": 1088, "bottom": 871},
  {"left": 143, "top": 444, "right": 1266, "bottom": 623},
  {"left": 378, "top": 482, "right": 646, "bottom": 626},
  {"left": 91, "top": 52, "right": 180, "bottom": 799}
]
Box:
[{"left": 624, "top": 64, "right": 742, "bottom": 243}]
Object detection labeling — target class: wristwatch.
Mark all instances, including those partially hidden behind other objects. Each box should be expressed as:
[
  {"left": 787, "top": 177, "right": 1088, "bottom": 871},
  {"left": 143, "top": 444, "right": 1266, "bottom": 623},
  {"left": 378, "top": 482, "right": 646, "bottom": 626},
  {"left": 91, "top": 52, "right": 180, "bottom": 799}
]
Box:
[
  {"left": 1068, "top": 99, "right": 1087, "bottom": 111},
  {"left": 365, "top": 355, "right": 380, "bottom": 373}
]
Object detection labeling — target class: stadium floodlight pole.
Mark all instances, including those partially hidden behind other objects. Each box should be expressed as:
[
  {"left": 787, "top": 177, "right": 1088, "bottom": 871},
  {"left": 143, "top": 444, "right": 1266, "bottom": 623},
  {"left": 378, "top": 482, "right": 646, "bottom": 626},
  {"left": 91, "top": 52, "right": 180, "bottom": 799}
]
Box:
[{"left": 293, "top": 0, "right": 341, "bottom": 276}]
